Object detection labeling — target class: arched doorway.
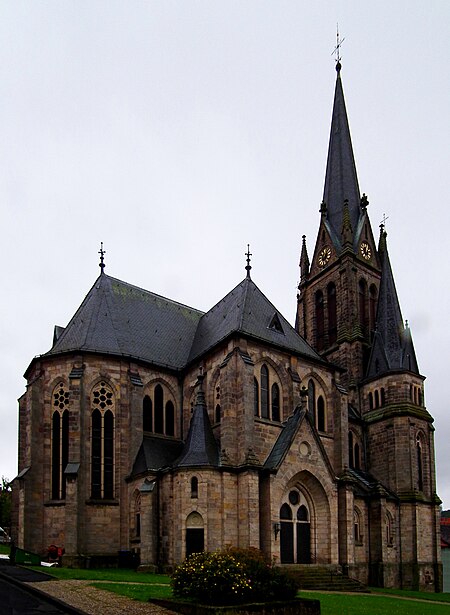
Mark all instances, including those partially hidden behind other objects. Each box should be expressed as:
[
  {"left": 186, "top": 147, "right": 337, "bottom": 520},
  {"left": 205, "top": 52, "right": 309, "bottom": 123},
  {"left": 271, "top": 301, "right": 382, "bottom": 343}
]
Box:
[
  {"left": 280, "top": 490, "right": 311, "bottom": 563},
  {"left": 185, "top": 511, "right": 204, "bottom": 559}
]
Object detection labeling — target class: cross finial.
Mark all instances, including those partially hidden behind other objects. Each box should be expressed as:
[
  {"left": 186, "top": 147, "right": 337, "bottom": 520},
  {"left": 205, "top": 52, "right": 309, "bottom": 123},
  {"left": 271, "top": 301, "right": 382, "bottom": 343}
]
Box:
[
  {"left": 332, "top": 24, "right": 345, "bottom": 71},
  {"left": 381, "top": 213, "right": 389, "bottom": 229},
  {"left": 99, "top": 242, "right": 106, "bottom": 274},
  {"left": 245, "top": 244, "right": 252, "bottom": 278}
]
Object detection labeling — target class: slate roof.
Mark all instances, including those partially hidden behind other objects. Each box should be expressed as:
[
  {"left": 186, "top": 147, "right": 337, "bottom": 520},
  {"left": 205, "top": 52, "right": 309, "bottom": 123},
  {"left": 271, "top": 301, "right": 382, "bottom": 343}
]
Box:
[
  {"left": 189, "top": 275, "right": 322, "bottom": 363},
  {"left": 46, "top": 274, "right": 204, "bottom": 370},
  {"left": 174, "top": 378, "right": 220, "bottom": 468},
  {"left": 131, "top": 436, "right": 184, "bottom": 475},
  {"left": 366, "top": 230, "right": 419, "bottom": 378},
  {"left": 264, "top": 406, "right": 305, "bottom": 469},
  {"left": 322, "top": 64, "right": 361, "bottom": 250}
]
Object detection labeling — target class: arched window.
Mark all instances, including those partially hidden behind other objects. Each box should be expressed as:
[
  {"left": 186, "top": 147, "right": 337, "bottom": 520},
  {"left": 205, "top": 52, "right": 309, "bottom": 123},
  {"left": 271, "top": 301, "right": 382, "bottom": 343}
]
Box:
[
  {"left": 51, "top": 383, "right": 70, "bottom": 500},
  {"left": 165, "top": 401, "right": 174, "bottom": 436},
  {"left": 417, "top": 435, "right": 424, "bottom": 491},
  {"left": 297, "top": 505, "right": 308, "bottom": 522},
  {"left": 369, "top": 392, "right": 374, "bottom": 410},
  {"left": 349, "top": 431, "right": 354, "bottom": 469},
  {"left": 385, "top": 511, "right": 394, "bottom": 546},
  {"left": 260, "top": 365, "right": 269, "bottom": 419},
  {"left": 317, "top": 395, "right": 325, "bottom": 432},
  {"left": 354, "top": 508, "right": 363, "bottom": 543},
  {"left": 271, "top": 383, "right": 280, "bottom": 422},
  {"left": 369, "top": 284, "right": 378, "bottom": 337},
  {"left": 254, "top": 377, "right": 259, "bottom": 416},
  {"left": 91, "top": 381, "right": 115, "bottom": 500},
  {"left": 418, "top": 389, "right": 422, "bottom": 406},
  {"left": 375, "top": 390, "right": 380, "bottom": 409},
  {"left": 359, "top": 280, "right": 368, "bottom": 335},
  {"left": 381, "top": 388, "right": 386, "bottom": 406},
  {"left": 308, "top": 380, "right": 316, "bottom": 427},
  {"left": 143, "top": 395, "right": 153, "bottom": 432},
  {"left": 154, "top": 384, "right": 164, "bottom": 433},
  {"left": 191, "top": 476, "right": 198, "bottom": 499},
  {"left": 327, "top": 283, "right": 337, "bottom": 346},
  {"left": 354, "top": 442, "right": 360, "bottom": 470},
  {"left": 280, "top": 503, "right": 292, "bottom": 520},
  {"left": 134, "top": 492, "right": 141, "bottom": 539},
  {"left": 215, "top": 404, "right": 221, "bottom": 423},
  {"left": 315, "top": 290, "right": 324, "bottom": 351}
]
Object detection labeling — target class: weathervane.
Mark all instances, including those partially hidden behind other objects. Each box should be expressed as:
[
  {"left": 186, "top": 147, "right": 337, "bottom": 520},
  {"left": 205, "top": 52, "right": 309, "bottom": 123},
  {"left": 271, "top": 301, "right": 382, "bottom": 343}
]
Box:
[
  {"left": 245, "top": 244, "right": 252, "bottom": 278},
  {"left": 380, "top": 213, "right": 389, "bottom": 230},
  {"left": 332, "top": 24, "right": 345, "bottom": 69},
  {"left": 99, "top": 242, "right": 106, "bottom": 273}
]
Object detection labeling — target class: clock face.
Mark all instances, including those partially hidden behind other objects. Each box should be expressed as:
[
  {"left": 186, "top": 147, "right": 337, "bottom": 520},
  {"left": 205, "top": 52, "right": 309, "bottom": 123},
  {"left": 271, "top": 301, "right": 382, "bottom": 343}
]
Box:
[
  {"left": 360, "top": 241, "right": 371, "bottom": 261},
  {"left": 318, "top": 246, "right": 331, "bottom": 267}
]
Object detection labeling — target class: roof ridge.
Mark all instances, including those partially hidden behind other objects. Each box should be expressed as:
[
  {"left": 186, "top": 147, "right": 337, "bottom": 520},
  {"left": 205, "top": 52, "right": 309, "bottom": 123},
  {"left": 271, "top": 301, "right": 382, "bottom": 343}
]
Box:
[{"left": 104, "top": 274, "right": 205, "bottom": 315}]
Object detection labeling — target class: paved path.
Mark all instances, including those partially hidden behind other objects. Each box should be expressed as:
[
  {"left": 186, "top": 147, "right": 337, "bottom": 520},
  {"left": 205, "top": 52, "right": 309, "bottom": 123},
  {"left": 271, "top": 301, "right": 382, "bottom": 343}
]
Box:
[
  {"left": 26, "top": 579, "right": 177, "bottom": 615},
  {"left": 0, "top": 576, "right": 73, "bottom": 614}
]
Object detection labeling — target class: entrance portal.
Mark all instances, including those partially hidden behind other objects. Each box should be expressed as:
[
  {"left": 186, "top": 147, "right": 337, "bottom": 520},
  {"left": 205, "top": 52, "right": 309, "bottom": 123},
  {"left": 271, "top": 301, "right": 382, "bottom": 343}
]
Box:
[{"left": 279, "top": 493, "right": 311, "bottom": 564}]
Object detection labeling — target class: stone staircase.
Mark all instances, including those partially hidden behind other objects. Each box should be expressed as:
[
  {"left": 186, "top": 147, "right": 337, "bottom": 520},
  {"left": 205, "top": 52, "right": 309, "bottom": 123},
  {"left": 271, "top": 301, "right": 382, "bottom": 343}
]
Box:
[{"left": 283, "top": 565, "right": 368, "bottom": 592}]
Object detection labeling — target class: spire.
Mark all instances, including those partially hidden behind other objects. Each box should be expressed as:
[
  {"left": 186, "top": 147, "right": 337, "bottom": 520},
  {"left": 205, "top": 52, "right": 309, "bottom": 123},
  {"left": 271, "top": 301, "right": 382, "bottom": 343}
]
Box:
[
  {"left": 174, "top": 370, "right": 219, "bottom": 467},
  {"left": 322, "top": 64, "right": 361, "bottom": 248},
  {"left": 99, "top": 242, "right": 106, "bottom": 274},
  {"left": 300, "top": 235, "right": 310, "bottom": 281},
  {"left": 245, "top": 244, "right": 252, "bottom": 278},
  {"left": 366, "top": 231, "right": 419, "bottom": 377}
]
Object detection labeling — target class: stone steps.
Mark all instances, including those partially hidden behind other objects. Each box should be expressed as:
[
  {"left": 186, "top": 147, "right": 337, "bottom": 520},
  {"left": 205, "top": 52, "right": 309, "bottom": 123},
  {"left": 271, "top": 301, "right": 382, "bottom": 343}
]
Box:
[{"left": 282, "top": 565, "right": 368, "bottom": 593}]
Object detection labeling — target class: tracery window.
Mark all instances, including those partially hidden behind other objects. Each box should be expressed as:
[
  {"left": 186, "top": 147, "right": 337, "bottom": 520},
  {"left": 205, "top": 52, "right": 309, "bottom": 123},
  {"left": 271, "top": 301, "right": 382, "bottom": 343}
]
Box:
[
  {"left": 91, "top": 381, "right": 115, "bottom": 500},
  {"left": 254, "top": 364, "right": 282, "bottom": 422},
  {"left": 51, "top": 383, "right": 70, "bottom": 500}
]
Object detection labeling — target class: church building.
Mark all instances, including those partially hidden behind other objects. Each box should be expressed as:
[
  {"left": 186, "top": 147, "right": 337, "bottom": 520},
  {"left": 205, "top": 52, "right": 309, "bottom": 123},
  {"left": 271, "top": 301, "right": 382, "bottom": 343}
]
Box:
[{"left": 14, "top": 62, "right": 441, "bottom": 591}]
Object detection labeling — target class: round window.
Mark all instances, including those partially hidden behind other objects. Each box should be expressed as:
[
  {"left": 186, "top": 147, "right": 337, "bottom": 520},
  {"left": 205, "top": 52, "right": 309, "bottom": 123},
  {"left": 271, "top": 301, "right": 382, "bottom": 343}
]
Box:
[{"left": 289, "top": 490, "right": 300, "bottom": 505}]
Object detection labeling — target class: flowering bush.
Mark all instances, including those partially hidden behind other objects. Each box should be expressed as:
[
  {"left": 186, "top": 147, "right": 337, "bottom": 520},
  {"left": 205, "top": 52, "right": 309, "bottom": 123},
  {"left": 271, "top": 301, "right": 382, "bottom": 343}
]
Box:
[{"left": 171, "top": 547, "right": 298, "bottom": 605}]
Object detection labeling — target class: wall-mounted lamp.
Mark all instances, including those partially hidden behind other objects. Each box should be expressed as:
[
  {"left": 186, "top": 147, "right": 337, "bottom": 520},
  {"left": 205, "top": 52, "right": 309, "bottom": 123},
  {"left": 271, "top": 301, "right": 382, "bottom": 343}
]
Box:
[{"left": 273, "top": 522, "right": 281, "bottom": 540}]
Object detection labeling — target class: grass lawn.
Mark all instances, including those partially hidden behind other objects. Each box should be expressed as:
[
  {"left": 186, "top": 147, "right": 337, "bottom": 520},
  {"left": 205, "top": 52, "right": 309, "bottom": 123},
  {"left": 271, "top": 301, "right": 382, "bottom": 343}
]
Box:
[
  {"left": 299, "top": 591, "right": 450, "bottom": 615},
  {"left": 0, "top": 544, "right": 10, "bottom": 556},
  {"left": 369, "top": 586, "right": 450, "bottom": 603},
  {"left": 25, "top": 566, "right": 450, "bottom": 614},
  {"left": 27, "top": 565, "right": 170, "bottom": 584}
]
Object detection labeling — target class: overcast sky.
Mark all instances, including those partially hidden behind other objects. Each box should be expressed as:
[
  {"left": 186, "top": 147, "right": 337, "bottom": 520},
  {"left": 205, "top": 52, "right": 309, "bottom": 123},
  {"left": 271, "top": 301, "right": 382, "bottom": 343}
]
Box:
[{"left": 1, "top": 1, "right": 449, "bottom": 508}]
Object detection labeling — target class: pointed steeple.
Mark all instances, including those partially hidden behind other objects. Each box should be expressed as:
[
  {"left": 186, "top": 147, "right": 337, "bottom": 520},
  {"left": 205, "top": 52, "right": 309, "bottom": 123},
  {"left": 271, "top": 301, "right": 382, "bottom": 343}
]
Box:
[
  {"left": 322, "top": 64, "right": 361, "bottom": 247},
  {"left": 174, "top": 372, "right": 219, "bottom": 467},
  {"left": 366, "top": 229, "right": 419, "bottom": 377},
  {"left": 300, "top": 235, "right": 310, "bottom": 281}
]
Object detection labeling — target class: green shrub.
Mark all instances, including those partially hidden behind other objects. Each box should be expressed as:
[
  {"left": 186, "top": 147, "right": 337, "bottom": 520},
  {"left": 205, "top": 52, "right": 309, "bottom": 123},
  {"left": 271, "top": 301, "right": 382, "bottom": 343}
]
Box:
[{"left": 171, "top": 547, "right": 298, "bottom": 605}]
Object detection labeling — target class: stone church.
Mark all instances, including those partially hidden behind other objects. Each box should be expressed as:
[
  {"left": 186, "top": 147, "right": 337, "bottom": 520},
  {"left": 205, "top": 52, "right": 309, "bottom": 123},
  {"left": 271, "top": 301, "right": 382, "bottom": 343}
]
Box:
[{"left": 13, "top": 63, "right": 441, "bottom": 591}]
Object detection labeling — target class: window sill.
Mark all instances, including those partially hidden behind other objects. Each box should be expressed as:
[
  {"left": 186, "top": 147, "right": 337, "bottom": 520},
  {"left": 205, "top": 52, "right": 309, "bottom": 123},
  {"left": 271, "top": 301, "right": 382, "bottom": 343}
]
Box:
[{"left": 44, "top": 500, "right": 66, "bottom": 507}]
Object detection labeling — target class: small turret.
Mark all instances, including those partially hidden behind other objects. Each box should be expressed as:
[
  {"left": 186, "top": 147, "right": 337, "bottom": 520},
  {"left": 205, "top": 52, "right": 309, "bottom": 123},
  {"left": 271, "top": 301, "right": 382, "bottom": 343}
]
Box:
[{"left": 300, "top": 235, "right": 310, "bottom": 281}]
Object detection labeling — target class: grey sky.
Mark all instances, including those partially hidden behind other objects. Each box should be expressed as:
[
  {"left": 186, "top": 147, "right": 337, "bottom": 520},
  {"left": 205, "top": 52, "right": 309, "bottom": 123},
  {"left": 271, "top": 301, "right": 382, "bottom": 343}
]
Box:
[{"left": 1, "top": 1, "right": 449, "bottom": 507}]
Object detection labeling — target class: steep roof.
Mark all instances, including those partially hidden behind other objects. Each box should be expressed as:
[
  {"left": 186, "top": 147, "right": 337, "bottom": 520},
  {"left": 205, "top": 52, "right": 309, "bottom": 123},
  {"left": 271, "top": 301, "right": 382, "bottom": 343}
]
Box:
[
  {"left": 130, "top": 436, "right": 184, "bottom": 475},
  {"left": 189, "top": 275, "right": 322, "bottom": 363},
  {"left": 174, "top": 375, "right": 220, "bottom": 468},
  {"left": 322, "top": 64, "right": 361, "bottom": 250},
  {"left": 366, "top": 229, "right": 419, "bottom": 378},
  {"left": 46, "top": 273, "right": 203, "bottom": 370}
]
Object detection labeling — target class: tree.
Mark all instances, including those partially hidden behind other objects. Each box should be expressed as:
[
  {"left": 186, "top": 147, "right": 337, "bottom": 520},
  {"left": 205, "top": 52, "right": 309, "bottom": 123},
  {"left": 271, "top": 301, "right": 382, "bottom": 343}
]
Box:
[{"left": 0, "top": 476, "right": 12, "bottom": 529}]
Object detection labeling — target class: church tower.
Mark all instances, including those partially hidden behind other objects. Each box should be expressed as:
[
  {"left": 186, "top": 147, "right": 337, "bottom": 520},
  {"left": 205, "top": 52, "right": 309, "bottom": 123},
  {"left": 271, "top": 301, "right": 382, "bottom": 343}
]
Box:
[
  {"left": 297, "top": 61, "right": 441, "bottom": 590},
  {"left": 296, "top": 61, "right": 381, "bottom": 391}
]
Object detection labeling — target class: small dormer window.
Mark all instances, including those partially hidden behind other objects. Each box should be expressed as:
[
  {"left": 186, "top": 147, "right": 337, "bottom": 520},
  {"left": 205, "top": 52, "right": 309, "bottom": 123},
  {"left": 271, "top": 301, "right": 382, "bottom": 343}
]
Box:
[{"left": 268, "top": 313, "right": 284, "bottom": 334}]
